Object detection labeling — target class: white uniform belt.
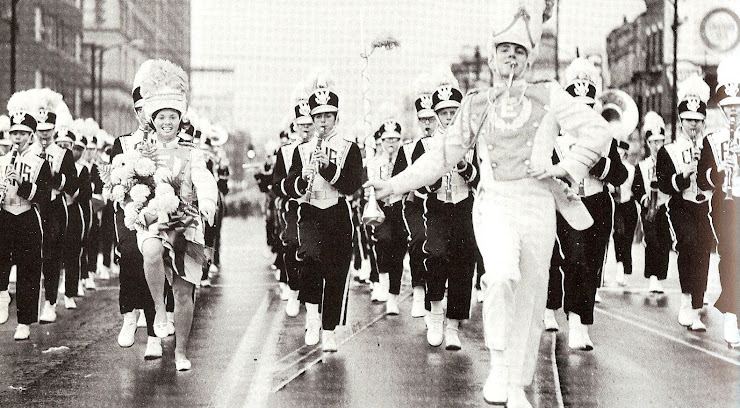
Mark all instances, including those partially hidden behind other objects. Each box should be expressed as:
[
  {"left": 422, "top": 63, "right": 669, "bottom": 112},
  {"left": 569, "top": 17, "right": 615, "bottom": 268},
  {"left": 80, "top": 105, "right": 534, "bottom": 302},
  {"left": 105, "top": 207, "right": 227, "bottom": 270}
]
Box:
[
  {"left": 2, "top": 197, "right": 32, "bottom": 213},
  {"left": 308, "top": 190, "right": 341, "bottom": 200},
  {"left": 434, "top": 184, "right": 471, "bottom": 202}
]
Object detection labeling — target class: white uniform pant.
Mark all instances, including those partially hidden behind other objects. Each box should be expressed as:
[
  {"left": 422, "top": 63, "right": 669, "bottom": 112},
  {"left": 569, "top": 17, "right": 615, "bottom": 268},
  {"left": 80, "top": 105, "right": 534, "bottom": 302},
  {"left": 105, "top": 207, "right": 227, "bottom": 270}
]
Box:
[{"left": 474, "top": 178, "right": 556, "bottom": 387}]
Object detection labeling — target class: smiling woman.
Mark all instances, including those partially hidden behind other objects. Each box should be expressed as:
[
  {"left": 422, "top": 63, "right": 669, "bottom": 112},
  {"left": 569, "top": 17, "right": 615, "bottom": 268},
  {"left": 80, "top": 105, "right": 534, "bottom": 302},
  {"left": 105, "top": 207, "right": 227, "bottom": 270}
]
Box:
[{"left": 152, "top": 109, "right": 182, "bottom": 141}]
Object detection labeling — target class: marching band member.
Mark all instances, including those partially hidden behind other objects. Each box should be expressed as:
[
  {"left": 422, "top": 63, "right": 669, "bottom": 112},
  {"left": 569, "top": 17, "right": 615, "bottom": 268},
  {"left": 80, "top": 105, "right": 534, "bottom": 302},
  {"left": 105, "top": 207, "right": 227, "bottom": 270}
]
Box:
[
  {"left": 367, "top": 106, "right": 408, "bottom": 316},
  {"left": 698, "top": 56, "right": 740, "bottom": 347},
  {"left": 612, "top": 141, "right": 637, "bottom": 288},
  {"left": 55, "top": 123, "right": 92, "bottom": 309},
  {"left": 274, "top": 83, "right": 314, "bottom": 317},
  {"left": 656, "top": 75, "right": 713, "bottom": 331},
  {"left": 367, "top": 0, "right": 611, "bottom": 403},
  {"left": 136, "top": 59, "right": 218, "bottom": 371},
  {"left": 550, "top": 58, "right": 628, "bottom": 351},
  {"left": 632, "top": 112, "right": 670, "bottom": 293},
  {"left": 0, "top": 90, "right": 52, "bottom": 339},
  {"left": 283, "top": 70, "right": 363, "bottom": 351},
  {"left": 402, "top": 73, "right": 437, "bottom": 318},
  {"left": 25, "top": 89, "right": 79, "bottom": 323},
  {"left": 83, "top": 133, "right": 104, "bottom": 290},
  {"left": 111, "top": 60, "right": 159, "bottom": 357},
  {"left": 415, "top": 73, "right": 479, "bottom": 349}
]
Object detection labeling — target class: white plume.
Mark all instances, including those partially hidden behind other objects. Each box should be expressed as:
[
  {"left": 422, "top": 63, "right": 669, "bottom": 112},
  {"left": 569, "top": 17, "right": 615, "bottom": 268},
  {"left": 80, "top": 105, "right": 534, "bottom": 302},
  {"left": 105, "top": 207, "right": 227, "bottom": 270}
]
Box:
[
  {"left": 642, "top": 111, "right": 665, "bottom": 135},
  {"left": 717, "top": 54, "right": 740, "bottom": 88},
  {"left": 7, "top": 90, "right": 34, "bottom": 115},
  {"left": 139, "top": 59, "right": 189, "bottom": 98},
  {"left": 432, "top": 65, "right": 460, "bottom": 90},
  {"left": 0, "top": 115, "right": 9, "bottom": 132},
  {"left": 308, "top": 68, "right": 336, "bottom": 91},
  {"left": 133, "top": 59, "right": 156, "bottom": 91},
  {"left": 678, "top": 75, "right": 710, "bottom": 103},
  {"left": 565, "top": 58, "right": 599, "bottom": 87}
]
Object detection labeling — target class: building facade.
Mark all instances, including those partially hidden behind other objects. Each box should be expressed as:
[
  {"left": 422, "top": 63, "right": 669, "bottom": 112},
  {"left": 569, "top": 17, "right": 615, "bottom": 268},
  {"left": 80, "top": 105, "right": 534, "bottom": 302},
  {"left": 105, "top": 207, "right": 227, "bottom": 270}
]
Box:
[
  {"left": 0, "top": 0, "right": 88, "bottom": 117},
  {"left": 607, "top": 0, "right": 740, "bottom": 135},
  {"left": 82, "top": 0, "right": 191, "bottom": 137}
]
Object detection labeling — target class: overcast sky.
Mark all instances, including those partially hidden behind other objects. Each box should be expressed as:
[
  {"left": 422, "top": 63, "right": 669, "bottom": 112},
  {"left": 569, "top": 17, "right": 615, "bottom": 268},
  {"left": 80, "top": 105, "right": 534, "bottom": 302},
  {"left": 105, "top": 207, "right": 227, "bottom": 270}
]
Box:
[{"left": 191, "top": 0, "right": 646, "bottom": 143}]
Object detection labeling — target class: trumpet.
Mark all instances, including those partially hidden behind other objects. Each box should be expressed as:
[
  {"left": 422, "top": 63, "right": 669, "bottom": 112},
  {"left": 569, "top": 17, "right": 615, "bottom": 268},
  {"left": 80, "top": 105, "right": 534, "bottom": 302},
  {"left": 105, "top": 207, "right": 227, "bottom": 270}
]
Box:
[
  {"left": 362, "top": 152, "right": 389, "bottom": 226},
  {"left": 645, "top": 165, "right": 659, "bottom": 222},
  {"left": 305, "top": 136, "right": 324, "bottom": 203},
  {"left": 723, "top": 107, "right": 740, "bottom": 200},
  {"left": 0, "top": 145, "right": 20, "bottom": 206}
]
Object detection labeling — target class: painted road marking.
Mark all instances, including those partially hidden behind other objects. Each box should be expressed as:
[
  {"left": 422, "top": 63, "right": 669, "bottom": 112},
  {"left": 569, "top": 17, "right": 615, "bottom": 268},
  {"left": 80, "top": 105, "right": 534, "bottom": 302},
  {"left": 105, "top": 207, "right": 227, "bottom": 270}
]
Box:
[{"left": 550, "top": 332, "right": 565, "bottom": 408}]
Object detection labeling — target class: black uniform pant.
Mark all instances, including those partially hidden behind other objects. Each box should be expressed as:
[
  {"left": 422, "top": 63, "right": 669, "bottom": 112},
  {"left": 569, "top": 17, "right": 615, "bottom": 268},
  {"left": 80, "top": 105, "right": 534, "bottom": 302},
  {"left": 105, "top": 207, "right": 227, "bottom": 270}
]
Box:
[
  {"left": 547, "top": 240, "right": 564, "bottom": 310},
  {"left": 474, "top": 245, "right": 486, "bottom": 291},
  {"left": 297, "top": 201, "right": 353, "bottom": 331},
  {"left": 666, "top": 198, "right": 714, "bottom": 309},
  {"left": 80, "top": 201, "right": 93, "bottom": 279},
  {"left": 642, "top": 204, "right": 671, "bottom": 280},
  {"left": 62, "top": 203, "right": 84, "bottom": 297},
  {"left": 282, "top": 200, "right": 302, "bottom": 291},
  {"left": 114, "top": 208, "right": 155, "bottom": 337},
  {"left": 711, "top": 195, "right": 739, "bottom": 316},
  {"left": 423, "top": 196, "right": 476, "bottom": 320},
  {"left": 99, "top": 202, "right": 115, "bottom": 268},
  {"left": 42, "top": 197, "right": 67, "bottom": 304},
  {"left": 613, "top": 200, "right": 638, "bottom": 275},
  {"left": 0, "top": 209, "right": 42, "bottom": 325},
  {"left": 402, "top": 198, "right": 426, "bottom": 289},
  {"left": 367, "top": 225, "right": 380, "bottom": 284},
  {"left": 373, "top": 202, "right": 408, "bottom": 295},
  {"left": 561, "top": 191, "right": 613, "bottom": 325}
]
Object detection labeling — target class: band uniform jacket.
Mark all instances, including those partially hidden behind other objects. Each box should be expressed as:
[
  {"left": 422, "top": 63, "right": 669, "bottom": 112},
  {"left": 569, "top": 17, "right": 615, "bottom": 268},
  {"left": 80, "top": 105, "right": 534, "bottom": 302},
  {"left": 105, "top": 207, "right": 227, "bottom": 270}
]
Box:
[
  {"left": 656, "top": 137, "right": 711, "bottom": 203},
  {"left": 633, "top": 156, "right": 669, "bottom": 208},
  {"left": 0, "top": 148, "right": 52, "bottom": 215},
  {"left": 698, "top": 129, "right": 737, "bottom": 200},
  {"left": 27, "top": 142, "right": 79, "bottom": 220}
]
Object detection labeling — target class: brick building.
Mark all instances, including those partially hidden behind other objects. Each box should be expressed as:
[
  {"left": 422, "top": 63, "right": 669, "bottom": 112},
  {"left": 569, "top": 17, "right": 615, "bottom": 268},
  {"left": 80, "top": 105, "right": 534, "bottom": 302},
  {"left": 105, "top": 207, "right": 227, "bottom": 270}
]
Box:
[{"left": 0, "top": 0, "right": 88, "bottom": 117}]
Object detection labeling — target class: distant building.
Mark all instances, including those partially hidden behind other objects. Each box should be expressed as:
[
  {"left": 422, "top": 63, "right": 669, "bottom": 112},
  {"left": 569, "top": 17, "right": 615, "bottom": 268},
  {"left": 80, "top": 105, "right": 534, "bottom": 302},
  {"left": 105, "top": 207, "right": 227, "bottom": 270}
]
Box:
[
  {"left": 82, "top": 0, "right": 191, "bottom": 137},
  {"left": 0, "top": 0, "right": 89, "bottom": 117},
  {"left": 190, "top": 66, "right": 235, "bottom": 131},
  {"left": 606, "top": 0, "right": 740, "bottom": 134}
]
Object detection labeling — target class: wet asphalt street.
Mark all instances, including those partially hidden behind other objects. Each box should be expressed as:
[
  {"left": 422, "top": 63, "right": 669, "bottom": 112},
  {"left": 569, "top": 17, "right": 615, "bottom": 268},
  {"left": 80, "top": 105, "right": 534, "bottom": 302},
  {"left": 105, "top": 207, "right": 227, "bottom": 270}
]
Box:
[{"left": 0, "top": 216, "right": 737, "bottom": 407}]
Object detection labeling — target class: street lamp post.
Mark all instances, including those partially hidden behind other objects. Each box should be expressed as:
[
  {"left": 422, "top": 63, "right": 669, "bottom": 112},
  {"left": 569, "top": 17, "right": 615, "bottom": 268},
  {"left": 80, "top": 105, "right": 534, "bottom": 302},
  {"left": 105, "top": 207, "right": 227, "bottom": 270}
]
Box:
[
  {"left": 10, "top": 0, "right": 19, "bottom": 94},
  {"left": 88, "top": 39, "right": 144, "bottom": 127},
  {"left": 670, "top": 0, "right": 679, "bottom": 141}
]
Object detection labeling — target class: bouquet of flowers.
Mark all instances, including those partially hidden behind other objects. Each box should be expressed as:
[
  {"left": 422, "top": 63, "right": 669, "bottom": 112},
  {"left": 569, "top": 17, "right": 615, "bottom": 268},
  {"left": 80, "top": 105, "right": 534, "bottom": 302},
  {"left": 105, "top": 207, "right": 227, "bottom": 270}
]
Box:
[{"left": 102, "top": 146, "right": 183, "bottom": 232}]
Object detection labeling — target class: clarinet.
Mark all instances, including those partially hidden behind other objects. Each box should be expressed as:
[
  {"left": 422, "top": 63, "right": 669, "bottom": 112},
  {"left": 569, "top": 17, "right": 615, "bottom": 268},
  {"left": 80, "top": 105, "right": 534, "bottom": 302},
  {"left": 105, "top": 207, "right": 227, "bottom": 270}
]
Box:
[
  {"left": 0, "top": 145, "right": 20, "bottom": 206},
  {"left": 305, "top": 137, "right": 324, "bottom": 203}
]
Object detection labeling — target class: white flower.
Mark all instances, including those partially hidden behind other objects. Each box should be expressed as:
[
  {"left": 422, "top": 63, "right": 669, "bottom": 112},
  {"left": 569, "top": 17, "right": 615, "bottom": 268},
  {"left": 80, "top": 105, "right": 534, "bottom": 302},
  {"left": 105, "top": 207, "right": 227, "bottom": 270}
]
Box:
[
  {"left": 160, "top": 194, "right": 180, "bottom": 214},
  {"left": 123, "top": 202, "right": 142, "bottom": 230},
  {"left": 154, "top": 167, "right": 173, "bottom": 184},
  {"left": 155, "top": 183, "right": 175, "bottom": 198},
  {"left": 121, "top": 164, "right": 136, "bottom": 181},
  {"left": 111, "top": 185, "right": 126, "bottom": 203},
  {"left": 134, "top": 157, "right": 157, "bottom": 177},
  {"left": 109, "top": 168, "right": 122, "bottom": 185},
  {"left": 112, "top": 154, "right": 125, "bottom": 168},
  {"left": 129, "top": 184, "right": 151, "bottom": 203}
]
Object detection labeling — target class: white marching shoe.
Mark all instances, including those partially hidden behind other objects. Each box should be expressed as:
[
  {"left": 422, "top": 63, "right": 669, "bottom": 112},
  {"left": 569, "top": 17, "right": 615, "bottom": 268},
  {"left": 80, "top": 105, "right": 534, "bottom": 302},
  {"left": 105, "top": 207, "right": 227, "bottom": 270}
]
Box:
[
  {"left": 285, "top": 290, "right": 300, "bottom": 317},
  {"left": 0, "top": 291, "right": 11, "bottom": 324},
  {"left": 322, "top": 330, "right": 337, "bottom": 352},
  {"left": 375, "top": 274, "right": 389, "bottom": 302},
  {"left": 136, "top": 310, "right": 147, "bottom": 328},
  {"left": 615, "top": 263, "right": 626, "bottom": 287},
  {"left": 39, "top": 301, "right": 57, "bottom": 323},
  {"left": 200, "top": 278, "right": 212, "bottom": 288},
  {"left": 678, "top": 294, "right": 693, "bottom": 327},
  {"left": 167, "top": 312, "right": 176, "bottom": 336},
  {"left": 724, "top": 313, "right": 740, "bottom": 347},
  {"left": 85, "top": 277, "right": 96, "bottom": 290},
  {"left": 152, "top": 312, "right": 169, "bottom": 338},
  {"left": 482, "top": 364, "right": 508, "bottom": 406},
  {"left": 97, "top": 265, "right": 110, "bottom": 280},
  {"left": 543, "top": 309, "right": 559, "bottom": 332},
  {"left": 208, "top": 263, "right": 219, "bottom": 279},
  {"left": 427, "top": 312, "right": 444, "bottom": 347},
  {"left": 689, "top": 308, "right": 707, "bottom": 332},
  {"left": 568, "top": 313, "right": 590, "bottom": 350},
  {"left": 648, "top": 276, "right": 664, "bottom": 293},
  {"left": 118, "top": 312, "right": 137, "bottom": 348},
  {"left": 444, "top": 320, "right": 461, "bottom": 351},
  {"left": 8, "top": 265, "right": 16, "bottom": 283},
  {"left": 144, "top": 336, "right": 163, "bottom": 360},
  {"left": 14, "top": 324, "right": 30, "bottom": 340},
  {"left": 175, "top": 358, "right": 192, "bottom": 371},
  {"left": 304, "top": 316, "right": 321, "bottom": 346},
  {"left": 77, "top": 280, "right": 85, "bottom": 297},
  {"left": 594, "top": 290, "right": 602, "bottom": 303},
  {"left": 279, "top": 282, "right": 290, "bottom": 301},
  {"left": 386, "top": 294, "right": 400, "bottom": 316},
  {"left": 64, "top": 296, "right": 77, "bottom": 310},
  {"left": 411, "top": 286, "right": 425, "bottom": 318}
]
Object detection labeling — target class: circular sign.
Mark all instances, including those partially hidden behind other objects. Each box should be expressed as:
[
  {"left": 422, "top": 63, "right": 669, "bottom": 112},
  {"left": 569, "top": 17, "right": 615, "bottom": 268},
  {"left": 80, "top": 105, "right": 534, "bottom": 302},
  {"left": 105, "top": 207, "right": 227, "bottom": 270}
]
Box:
[{"left": 700, "top": 8, "right": 740, "bottom": 52}]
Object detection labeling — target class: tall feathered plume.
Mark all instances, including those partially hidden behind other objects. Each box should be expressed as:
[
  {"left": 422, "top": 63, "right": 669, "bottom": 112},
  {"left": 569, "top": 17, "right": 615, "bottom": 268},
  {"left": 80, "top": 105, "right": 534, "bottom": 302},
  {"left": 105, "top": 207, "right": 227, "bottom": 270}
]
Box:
[
  {"left": 565, "top": 58, "right": 599, "bottom": 87},
  {"left": 30, "top": 88, "right": 63, "bottom": 119},
  {"left": 139, "top": 59, "right": 189, "bottom": 99},
  {"left": 308, "top": 69, "right": 335, "bottom": 92},
  {"left": 642, "top": 111, "right": 665, "bottom": 135},
  {"left": 374, "top": 102, "right": 402, "bottom": 134},
  {"left": 291, "top": 79, "right": 312, "bottom": 104},
  {"left": 432, "top": 65, "right": 460, "bottom": 90},
  {"left": 7, "top": 90, "right": 34, "bottom": 116},
  {"left": 82, "top": 118, "right": 101, "bottom": 140},
  {"left": 133, "top": 59, "right": 156, "bottom": 92},
  {"left": 678, "top": 75, "right": 710, "bottom": 103}
]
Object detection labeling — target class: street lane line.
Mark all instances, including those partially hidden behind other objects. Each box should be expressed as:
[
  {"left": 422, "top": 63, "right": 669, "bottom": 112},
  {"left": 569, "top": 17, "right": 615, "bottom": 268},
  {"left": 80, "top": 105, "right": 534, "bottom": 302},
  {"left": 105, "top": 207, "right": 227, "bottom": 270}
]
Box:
[
  {"left": 550, "top": 332, "right": 565, "bottom": 408},
  {"left": 271, "top": 292, "right": 412, "bottom": 393},
  {"left": 211, "top": 293, "right": 271, "bottom": 407},
  {"left": 595, "top": 307, "right": 740, "bottom": 366},
  {"left": 243, "top": 296, "right": 285, "bottom": 408}
]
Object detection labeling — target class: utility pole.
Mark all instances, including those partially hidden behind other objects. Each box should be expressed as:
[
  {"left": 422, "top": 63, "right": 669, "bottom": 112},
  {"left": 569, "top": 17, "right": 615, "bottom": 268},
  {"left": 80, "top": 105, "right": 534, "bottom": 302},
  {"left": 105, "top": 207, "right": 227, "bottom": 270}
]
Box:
[
  {"left": 554, "top": 0, "right": 560, "bottom": 81},
  {"left": 10, "top": 0, "right": 18, "bottom": 94},
  {"left": 90, "top": 45, "right": 97, "bottom": 120},
  {"left": 670, "top": 0, "right": 679, "bottom": 141},
  {"left": 98, "top": 48, "right": 103, "bottom": 126}
]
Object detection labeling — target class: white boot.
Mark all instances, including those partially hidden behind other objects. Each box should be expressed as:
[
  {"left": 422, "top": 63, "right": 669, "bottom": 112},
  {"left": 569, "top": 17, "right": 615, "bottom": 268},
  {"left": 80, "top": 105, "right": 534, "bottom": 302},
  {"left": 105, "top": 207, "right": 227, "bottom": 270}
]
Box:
[
  {"left": 8, "top": 265, "right": 16, "bottom": 283},
  {"left": 305, "top": 304, "right": 321, "bottom": 346},
  {"left": 444, "top": 319, "right": 461, "bottom": 350},
  {"left": 615, "top": 263, "right": 625, "bottom": 287},
  {"left": 386, "top": 294, "right": 400, "bottom": 316},
  {"left": 689, "top": 308, "right": 707, "bottom": 332},
  {"left": 507, "top": 385, "right": 533, "bottom": 408},
  {"left": 427, "top": 311, "right": 444, "bottom": 347},
  {"left": 0, "top": 291, "right": 10, "bottom": 324},
  {"left": 13, "top": 324, "right": 30, "bottom": 340},
  {"left": 678, "top": 294, "right": 693, "bottom": 327},
  {"left": 85, "top": 276, "right": 96, "bottom": 290},
  {"left": 136, "top": 310, "right": 147, "bottom": 328},
  {"left": 144, "top": 336, "right": 163, "bottom": 360},
  {"left": 411, "top": 286, "right": 425, "bottom": 318},
  {"left": 77, "top": 280, "right": 85, "bottom": 297},
  {"left": 594, "top": 290, "right": 602, "bottom": 303},
  {"left": 285, "top": 290, "right": 300, "bottom": 317},
  {"left": 543, "top": 309, "right": 559, "bottom": 332},
  {"left": 322, "top": 330, "right": 337, "bottom": 352},
  {"left": 724, "top": 313, "right": 740, "bottom": 346},
  {"left": 483, "top": 353, "right": 508, "bottom": 405},
  {"left": 118, "top": 312, "right": 137, "bottom": 347},
  {"left": 648, "top": 276, "right": 664, "bottom": 293},
  {"left": 370, "top": 282, "right": 380, "bottom": 302},
  {"left": 375, "top": 274, "right": 389, "bottom": 302},
  {"left": 97, "top": 265, "right": 110, "bottom": 280},
  {"left": 39, "top": 301, "right": 57, "bottom": 323},
  {"left": 581, "top": 323, "right": 594, "bottom": 350},
  {"left": 64, "top": 296, "right": 77, "bottom": 310},
  {"left": 279, "top": 282, "right": 290, "bottom": 301},
  {"left": 568, "top": 313, "right": 587, "bottom": 350}
]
